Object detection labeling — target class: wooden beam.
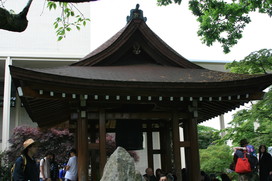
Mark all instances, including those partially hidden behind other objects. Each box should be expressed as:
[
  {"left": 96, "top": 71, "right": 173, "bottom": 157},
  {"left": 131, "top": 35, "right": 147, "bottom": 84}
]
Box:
[
  {"left": 179, "top": 141, "right": 191, "bottom": 148},
  {"left": 88, "top": 143, "right": 99, "bottom": 150},
  {"left": 20, "top": 86, "right": 265, "bottom": 101},
  {"left": 99, "top": 109, "right": 107, "bottom": 176},
  {"left": 152, "top": 149, "right": 161, "bottom": 154},
  {"left": 77, "top": 117, "right": 89, "bottom": 181},
  {"left": 172, "top": 112, "right": 182, "bottom": 181},
  {"left": 88, "top": 112, "right": 189, "bottom": 120}
]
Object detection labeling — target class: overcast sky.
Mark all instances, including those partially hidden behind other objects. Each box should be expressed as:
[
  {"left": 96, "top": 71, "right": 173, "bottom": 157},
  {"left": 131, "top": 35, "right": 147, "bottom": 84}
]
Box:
[{"left": 89, "top": 0, "right": 272, "bottom": 62}]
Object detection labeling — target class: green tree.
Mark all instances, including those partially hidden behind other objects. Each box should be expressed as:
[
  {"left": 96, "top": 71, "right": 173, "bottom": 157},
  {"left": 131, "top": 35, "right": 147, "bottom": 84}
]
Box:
[
  {"left": 217, "top": 48, "right": 272, "bottom": 147},
  {"left": 198, "top": 125, "right": 220, "bottom": 149},
  {"left": 200, "top": 144, "right": 233, "bottom": 174},
  {"left": 0, "top": 0, "right": 90, "bottom": 40},
  {"left": 158, "top": 0, "right": 272, "bottom": 53}
]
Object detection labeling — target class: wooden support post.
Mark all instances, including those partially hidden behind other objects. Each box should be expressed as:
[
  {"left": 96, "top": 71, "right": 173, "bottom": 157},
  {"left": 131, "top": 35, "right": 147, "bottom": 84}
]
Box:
[
  {"left": 99, "top": 109, "right": 107, "bottom": 177},
  {"left": 90, "top": 120, "right": 97, "bottom": 181},
  {"left": 188, "top": 117, "right": 201, "bottom": 181},
  {"left": 172, "top": 112, "right": 182, "bottom": 181},
  {"left": 77, "top": 115, "right": 89, "bottom": 181},
  {"left": 147, "top": 122, "right": 154, "bottom": 170},
  {"left": 160, "top": 122, "right": 172, "bottom": 172}
]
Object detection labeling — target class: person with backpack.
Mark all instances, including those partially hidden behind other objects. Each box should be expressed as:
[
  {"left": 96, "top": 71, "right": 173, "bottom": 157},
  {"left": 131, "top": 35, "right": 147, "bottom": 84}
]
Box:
[
  {"left": 12, "top": 138, "right": 39, "bottom": 181},
  {"left": 233, "top": 139, "right": 259, "bottom": 181}
]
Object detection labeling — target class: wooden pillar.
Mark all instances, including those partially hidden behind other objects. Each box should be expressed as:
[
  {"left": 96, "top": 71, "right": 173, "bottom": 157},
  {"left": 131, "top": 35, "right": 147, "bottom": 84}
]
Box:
[
  {"left": 99, "top": 109, "right": 107, "bottom": 177},
  {"left": 160, "top": 122, "right": 172, "bottom": 172},
  {"left": 77, "top": 110, "right": 89, "bottom": 181},
  {"left": 90, "top": 120, "right": 97, "bottom": 181},
  {"left": 147, "top": 122, "right": 154, "bottom": 170},
  {"left": 188, "top": 116, "right": 200, "bottom": 181},
  {"left": 172, "top": 112, "right": 182, "bottom": 181}
]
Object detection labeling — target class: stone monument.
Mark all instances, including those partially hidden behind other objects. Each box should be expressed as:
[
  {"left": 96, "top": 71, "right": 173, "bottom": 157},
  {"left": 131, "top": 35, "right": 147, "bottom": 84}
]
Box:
[{"left": 100, "top": 147, "right": 144, "bottom": 181}]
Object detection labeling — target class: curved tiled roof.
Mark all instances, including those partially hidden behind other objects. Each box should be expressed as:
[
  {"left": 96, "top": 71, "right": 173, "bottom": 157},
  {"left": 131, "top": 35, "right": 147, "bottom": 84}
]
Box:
[
  {"left": 72, "top": 19, "right": 202, "bottom": 68},
  {"left": 23, "top": 64, "right": 265, "bottom": 83}
]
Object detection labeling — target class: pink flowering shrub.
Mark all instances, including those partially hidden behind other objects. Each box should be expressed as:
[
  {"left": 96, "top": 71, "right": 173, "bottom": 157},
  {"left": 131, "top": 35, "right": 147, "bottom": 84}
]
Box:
[
  {"left": 7, "top": 126, "right": 139, "bottom": 165},
  {"left": 7, "top": 125, "right": 74, "bottom": 165}
]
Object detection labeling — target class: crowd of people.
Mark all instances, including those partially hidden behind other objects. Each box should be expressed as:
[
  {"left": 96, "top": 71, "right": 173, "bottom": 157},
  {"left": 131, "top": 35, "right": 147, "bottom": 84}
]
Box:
[
  {"left": 12, "top": 138, "right": 78, "bottom": 181},
  {"left": 232, "top": 139, "right": 272, "bottom": 181},
  {"left": 143, "top": 167, "right": 176, "bottom": 181},
  {"left": 143, "top": 138, "right": 272, "bottom": 181},
  {"left": 11, "top": 138, "right": 272, "bottom": 181},
  {"left": 200, "top": 171, "right": 231, "bottom": 181}
]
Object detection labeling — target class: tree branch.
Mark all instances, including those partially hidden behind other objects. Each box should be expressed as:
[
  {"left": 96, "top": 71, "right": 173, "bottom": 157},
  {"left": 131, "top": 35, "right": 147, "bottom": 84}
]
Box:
[
  {"left": 49, "top": 0, "right": 97, "bottom": 2},
  {"left": 0, "top": 0, "right": 33, "bottom": 32}
]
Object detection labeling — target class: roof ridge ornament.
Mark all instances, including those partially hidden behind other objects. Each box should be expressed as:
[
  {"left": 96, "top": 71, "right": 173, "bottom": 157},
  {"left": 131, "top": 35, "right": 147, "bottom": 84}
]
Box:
[{"left": 126, "top": 4, "right": 147, "bottom": 23}]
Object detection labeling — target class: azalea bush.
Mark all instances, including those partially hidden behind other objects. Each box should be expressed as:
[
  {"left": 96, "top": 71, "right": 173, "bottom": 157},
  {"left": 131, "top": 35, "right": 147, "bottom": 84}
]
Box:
[
  {"left": 7, "top": 126, "right": 74, "bottom": 165},
  {"left": 7, "top": 126, "right": 139, "bottom": 166},
  {"left": 0, "top": 151, "right": 11, "bottom": 180}
]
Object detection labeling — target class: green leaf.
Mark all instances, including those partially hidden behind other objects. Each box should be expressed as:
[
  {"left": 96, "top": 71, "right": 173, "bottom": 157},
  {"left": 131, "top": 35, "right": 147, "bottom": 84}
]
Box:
[
  {"left": 58, "top": 36, "right": 63, "bottom": 41},
  {"left": 54, "top": 23, "right": 58, "bottom": 29}
]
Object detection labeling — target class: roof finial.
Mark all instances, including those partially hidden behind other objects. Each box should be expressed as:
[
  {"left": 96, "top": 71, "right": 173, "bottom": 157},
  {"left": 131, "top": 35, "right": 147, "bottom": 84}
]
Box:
[{"left": 126, "top": 4, "right": 147, "bottom": 23}]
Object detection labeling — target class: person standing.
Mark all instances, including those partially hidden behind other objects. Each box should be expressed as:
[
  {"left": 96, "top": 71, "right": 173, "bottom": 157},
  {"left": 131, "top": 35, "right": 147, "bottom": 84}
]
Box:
[
  {"left": 59, "top": 164, "right": 66, "bottom": 181},
  {"left": 259, "top": 145, "right": 272, "bottom": 181},
  {"left": 50, "top": 154, "right": 59, "bottom": 181},
  {"left": 13, "top": 138, "right": 39, "bottom": 181},
  {"left": 233, "top": 139, "right": 258, "bottom": 181},
  {"left": 64, "top": 149, "right": 78, "bottom": 181},
  {"left": 143, "top": 168, "right": 157, "bottom": 181},
  {"left": 40, "top": 152, "right": 53, "bottom": 181}
]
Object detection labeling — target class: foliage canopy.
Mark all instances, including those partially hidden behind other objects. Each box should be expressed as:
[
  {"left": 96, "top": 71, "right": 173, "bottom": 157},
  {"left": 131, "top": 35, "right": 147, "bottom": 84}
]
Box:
[
  {"left": 200, "top": 144, "right": 233, "bottom": 174},
  {"left": 198, "top": 125, "right": 220, "bottom": 149},
  {"left": 158, "top": 0, "right": 272, "bottom": 53},
  {"left": 218, "top": 49, "right": 272, "bottom": 147}
]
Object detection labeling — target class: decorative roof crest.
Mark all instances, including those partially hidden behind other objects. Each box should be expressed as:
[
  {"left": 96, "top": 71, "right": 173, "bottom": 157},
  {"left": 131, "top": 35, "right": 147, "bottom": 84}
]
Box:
[{"left": 126, "top": 4, "right": 147, "bottom": 23}]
